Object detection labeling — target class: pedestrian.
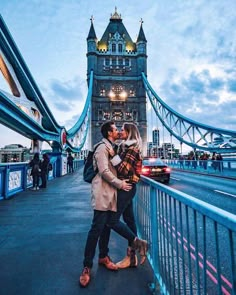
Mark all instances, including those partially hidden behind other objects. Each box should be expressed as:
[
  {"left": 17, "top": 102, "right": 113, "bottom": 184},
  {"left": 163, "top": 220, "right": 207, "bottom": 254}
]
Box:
[
  {"left": 211, "top": 152, "right": 217, "bottom": 171},
  {"left": 29, "top": 152, "right": 41, "bottom": 190},
  {"left": 67, "top": 153, "right": 74, "bottom": 173},
  {"left": 79, "top": 121, "right": 147, "bottom": 288},
  {"left": 109, "top": 122, "right": 143, "bottom": 269},
  {"left": 216, "top": 153, "right": 223, "bottom": 172},
  {"left": 40, "top": 153, "right": 50, "bottom": 188}
]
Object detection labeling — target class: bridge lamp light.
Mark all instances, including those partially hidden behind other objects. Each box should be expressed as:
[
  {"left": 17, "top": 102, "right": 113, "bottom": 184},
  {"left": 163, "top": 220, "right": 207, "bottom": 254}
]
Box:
[
  {"left": 119, "top": 90, "right": 127, "bottom": 100},
  {"left": 109, "top": 90, "right": 115, "bottom": 99}
]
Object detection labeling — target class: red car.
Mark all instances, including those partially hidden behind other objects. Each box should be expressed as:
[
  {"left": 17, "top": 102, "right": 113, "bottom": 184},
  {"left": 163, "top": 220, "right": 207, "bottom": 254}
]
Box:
[{"left": 141, "top": 158, "right": 171, "bottom": 184}]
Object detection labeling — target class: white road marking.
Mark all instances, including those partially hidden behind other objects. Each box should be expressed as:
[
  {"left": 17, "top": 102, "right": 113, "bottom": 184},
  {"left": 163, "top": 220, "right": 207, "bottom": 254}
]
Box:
[
  {"left": 214, "top": 190, "right": 236, "bottom": 198},
  {"left": 171, "top": 177, "right": 180, "bottom": 181}
]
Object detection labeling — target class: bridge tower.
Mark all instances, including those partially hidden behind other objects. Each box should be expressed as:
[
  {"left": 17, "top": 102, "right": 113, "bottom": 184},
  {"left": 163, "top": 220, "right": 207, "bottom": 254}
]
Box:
[{"left": 87, "top": 8, "right": 147, "bottom": 153}]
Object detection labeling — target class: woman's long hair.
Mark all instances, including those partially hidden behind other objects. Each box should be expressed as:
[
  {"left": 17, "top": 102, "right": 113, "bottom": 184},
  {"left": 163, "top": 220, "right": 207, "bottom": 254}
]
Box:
[{"left": 123, "top": 122, "right": 142, "bottom": 152}]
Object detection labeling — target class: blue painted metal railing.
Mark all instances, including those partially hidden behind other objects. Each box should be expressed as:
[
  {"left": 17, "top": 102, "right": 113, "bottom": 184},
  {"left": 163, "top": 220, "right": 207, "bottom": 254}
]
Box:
[
  {"left": 165, "top": 159, "right": 236, "bottom": 179},
  {"left": 135, "top": 177, "right": 236, "bottom": 295},
  {"left": 0, "top": 159, "right": 83, "bottom": 200}
]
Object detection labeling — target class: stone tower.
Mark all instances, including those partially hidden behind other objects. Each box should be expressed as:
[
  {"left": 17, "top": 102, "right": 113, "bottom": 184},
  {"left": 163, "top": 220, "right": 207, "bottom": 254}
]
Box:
[{"left": 87, "top": 8, "right": 147, "bottom": 154}]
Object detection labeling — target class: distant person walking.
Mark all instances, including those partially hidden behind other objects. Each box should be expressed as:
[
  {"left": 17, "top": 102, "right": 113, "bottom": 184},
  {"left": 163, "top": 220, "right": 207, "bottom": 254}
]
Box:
[
  {"left": 29, "top": 152, "right": 41, "bottom": 190},
  {"left": 216, "top": 153, "right": 223, "bottom": 172},
  {"left": 40, "top": 153, "right": 50, "bottom": 188},
  {"left": 67, "top": 153, "right": 74, "bottom": 173}
]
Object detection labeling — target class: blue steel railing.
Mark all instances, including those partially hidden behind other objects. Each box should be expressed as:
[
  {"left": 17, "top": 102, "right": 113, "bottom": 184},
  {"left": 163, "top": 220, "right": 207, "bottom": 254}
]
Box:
[
  {"left": 165, "top": 159, "right": 236, "bottom": 179},
  {"left": 135, "top": 177, "right": 236, "bottom": 295},
  {"left": 0, "top": 159, "right": 83, "bottom": 200}
]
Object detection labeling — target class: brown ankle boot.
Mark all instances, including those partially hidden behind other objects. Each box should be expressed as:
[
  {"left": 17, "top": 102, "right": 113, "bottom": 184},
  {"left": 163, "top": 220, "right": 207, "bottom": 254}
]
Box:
[
  {"left": 132, "top": 237, "right": 148, "bottom": 265},
  {"left": 130, "top": 248, "right": 138, "bottom": 267},
  {"left": 116, "top": 247, "right": 138, "bottom": 269}
]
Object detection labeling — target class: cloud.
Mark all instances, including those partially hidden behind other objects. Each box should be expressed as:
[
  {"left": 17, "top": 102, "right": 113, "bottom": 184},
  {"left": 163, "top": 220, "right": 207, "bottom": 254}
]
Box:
[
  {"left": 227, "top": 80, "right": 236, "bottom": 92},
  {"left": 157, "top": 64, "right": 236, "bottom": 131},
  {"left": 54, "top": 101, "right": 74, "bottom": 112},
  {"left": 50, "top": 78, "right": 83, "bottom": 100}
]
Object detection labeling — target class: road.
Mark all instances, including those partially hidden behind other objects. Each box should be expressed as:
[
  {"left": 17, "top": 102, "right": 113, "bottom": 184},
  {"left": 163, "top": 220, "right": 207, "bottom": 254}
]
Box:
[{"left": 168, "top": 170, "right": 236, "bottom": 215}]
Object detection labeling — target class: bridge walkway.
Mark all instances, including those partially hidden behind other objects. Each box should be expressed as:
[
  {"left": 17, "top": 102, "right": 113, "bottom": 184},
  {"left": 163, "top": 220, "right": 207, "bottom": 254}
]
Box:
[{"left": 0, "top": 168, "right": 155, "bottom": 295}]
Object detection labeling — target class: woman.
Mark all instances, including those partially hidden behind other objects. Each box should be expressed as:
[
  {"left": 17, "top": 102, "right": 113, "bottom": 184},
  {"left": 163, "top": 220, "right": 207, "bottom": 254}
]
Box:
[
  {"left": 29, "top": 152, "right": 41, "bottom": 190},
  {"left": 110, "top": 122, "right": 144, "bottom": 267},
  {"left": 40, "top": 153, "right": 50, "bottom": 188}
]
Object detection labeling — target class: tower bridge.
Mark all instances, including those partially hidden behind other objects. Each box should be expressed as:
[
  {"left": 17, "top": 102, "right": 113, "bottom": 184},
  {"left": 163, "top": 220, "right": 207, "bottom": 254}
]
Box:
[
  {"left": 1, "top": 11, "right": 236, "bottom": 158},
  {"left": 0, "top": 10, "right": 236, "bottom": 295}
]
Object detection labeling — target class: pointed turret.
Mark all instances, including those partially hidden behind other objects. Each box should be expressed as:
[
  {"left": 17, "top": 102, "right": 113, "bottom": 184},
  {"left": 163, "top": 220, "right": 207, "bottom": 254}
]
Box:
[
  {"left": 136, "top": 19, "right": 147, "bottom": 56},
  {"left": 87, "top": 16, "right": 97, "bottom": 40},
  {"left": 87, "top": 16, "right": 98, "bottom": 76},
  {"left": 137, "top": 21, "right": 147, "bottom": 43},
  {"left": 136, "top": 19, "right": 147, "bottom": 75}
]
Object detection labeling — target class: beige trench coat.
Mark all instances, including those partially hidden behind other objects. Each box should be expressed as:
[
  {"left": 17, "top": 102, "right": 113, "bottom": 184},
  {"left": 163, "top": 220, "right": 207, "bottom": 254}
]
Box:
[{"left": 91, "top": 138, "right": 123, "bottom": 212}]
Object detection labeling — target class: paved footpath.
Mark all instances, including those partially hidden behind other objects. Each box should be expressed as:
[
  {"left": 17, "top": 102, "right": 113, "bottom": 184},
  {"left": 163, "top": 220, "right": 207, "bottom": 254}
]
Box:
[{"left": 0, "top": 168, "right": 155, "bottom": 295}]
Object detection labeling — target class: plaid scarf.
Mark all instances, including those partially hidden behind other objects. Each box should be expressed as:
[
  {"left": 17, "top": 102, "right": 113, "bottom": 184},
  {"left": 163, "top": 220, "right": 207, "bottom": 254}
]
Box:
[{"left": 117, "top": 143, "right": 142, "bottom": 183}]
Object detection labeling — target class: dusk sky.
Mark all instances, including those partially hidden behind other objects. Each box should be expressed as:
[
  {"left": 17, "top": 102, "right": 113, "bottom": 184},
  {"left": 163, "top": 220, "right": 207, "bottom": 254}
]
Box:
[{"left": 1, "top": 0, "right": 236, "bottom": 152}]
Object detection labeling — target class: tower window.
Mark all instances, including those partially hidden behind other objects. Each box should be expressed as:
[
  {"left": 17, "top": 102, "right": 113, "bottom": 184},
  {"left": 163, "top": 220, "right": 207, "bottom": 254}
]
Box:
[
  {"left": 112, "top": 58, "right": 116, "bottom": 65},
  {"left": 112, "top": 44, "right": 116, "bottom": 52},
  {"left": 118, "top": 44, "right": 122, "bottom": 52},
  {"left": 105, "top": 58, "right": 109, "bottom": 66},
  {"left": 125, "top": 58, "right": 129, "bottom": 66},
  {"left": 118, "top": 58, "right": 123, "bottom": 65}
]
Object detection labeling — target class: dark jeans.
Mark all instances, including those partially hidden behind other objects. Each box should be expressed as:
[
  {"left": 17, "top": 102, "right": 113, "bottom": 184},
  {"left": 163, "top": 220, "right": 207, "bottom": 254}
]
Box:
[
  {"left": 83, "top": 210, "right": 111, "bottom": 268},
  {"left": 83, "top": 185, "right": 137, "bottom": 268},
  {"left": 122, "top": 197, "right": 137, "bottom": 246},
  {"left": 98, "top": 184, "right": 137, "bottom": 255},
  {"left": 32, "top": 175, "right": 39, "bottom": 187},
  {"left": 41, "top": 172, "right": 48, "bottom": 188},
  {"left": 68, "top": 164, "right": 73, "bottom": 173}
]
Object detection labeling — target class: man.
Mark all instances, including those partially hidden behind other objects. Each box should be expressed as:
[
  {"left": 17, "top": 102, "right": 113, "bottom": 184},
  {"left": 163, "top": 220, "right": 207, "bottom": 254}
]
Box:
[
  {"left": 79, "top": 121, "right": 132, "bottom": 287},
  {"left": 67, "top": 153, "right": 74, "bottom": 173}
]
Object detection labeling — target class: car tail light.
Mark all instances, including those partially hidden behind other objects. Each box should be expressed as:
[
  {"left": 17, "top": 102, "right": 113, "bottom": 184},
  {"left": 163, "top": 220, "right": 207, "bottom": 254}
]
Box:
[
  {"left": 163, "top": 167, "right": 171, "bottom": 172},
  {"left": 141, "top": 166, "right": 150, "bottom": 175}
]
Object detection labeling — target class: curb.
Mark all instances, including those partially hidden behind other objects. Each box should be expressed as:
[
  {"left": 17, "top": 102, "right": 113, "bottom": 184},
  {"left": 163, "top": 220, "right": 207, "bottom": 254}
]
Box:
[{"left": 172, "top": 168, "right": 236, "bottom": 181}]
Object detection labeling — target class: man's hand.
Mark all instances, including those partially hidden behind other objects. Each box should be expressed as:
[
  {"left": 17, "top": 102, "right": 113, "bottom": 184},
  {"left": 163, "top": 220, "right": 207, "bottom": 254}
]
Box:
[{"left": 121, "top": 179, "right": 132, "bottom": 191}]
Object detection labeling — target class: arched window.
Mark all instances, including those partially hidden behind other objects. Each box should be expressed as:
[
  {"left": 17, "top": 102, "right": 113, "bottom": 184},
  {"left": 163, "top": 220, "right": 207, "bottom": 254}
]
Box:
[
  {"left": 112, "top": 44, "right": 116, "bottom": 52},
  {"left": 118, "top": 44, "right": 123, "bottom": 52}
]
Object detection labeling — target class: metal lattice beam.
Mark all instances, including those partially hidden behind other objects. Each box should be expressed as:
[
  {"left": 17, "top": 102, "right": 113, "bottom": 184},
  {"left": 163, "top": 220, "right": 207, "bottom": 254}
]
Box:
[{"left": 142, "top": 73, "right": 236, "bottom": 152}]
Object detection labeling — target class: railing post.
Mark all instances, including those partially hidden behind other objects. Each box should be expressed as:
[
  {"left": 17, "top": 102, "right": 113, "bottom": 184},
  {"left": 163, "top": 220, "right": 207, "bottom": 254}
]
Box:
[{"left": 149, "top": 185, "right": 161, "bottom": 294}]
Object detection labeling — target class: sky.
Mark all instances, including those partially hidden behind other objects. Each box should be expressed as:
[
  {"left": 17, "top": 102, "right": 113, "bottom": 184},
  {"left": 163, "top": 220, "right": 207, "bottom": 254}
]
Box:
[{"left": 1, "top": 0, "right": 236, "bottom": 152}]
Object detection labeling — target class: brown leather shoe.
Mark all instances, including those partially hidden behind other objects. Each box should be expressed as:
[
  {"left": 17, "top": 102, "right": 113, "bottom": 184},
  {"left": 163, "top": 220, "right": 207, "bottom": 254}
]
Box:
[
  {"left": 98, "top": 256, "right": 118, "bottom": 271},
  {"left": 79, "top": 267, "right": 91, "bottom": 287}
]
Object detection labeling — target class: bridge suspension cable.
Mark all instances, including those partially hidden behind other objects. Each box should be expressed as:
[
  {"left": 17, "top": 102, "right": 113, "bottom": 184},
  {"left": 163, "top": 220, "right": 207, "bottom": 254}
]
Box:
[
  {"left": 142, "top": 73, "right": 236, "bottom": 153},
  {"left": 65, "top": 71, "right": 93, "bottom": 152}
]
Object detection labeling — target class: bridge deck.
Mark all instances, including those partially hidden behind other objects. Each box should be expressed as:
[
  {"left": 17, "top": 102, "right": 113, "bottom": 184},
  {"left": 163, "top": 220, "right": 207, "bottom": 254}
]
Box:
[{"left": 0, "top": 168, "right": 155, "bottom": 295}]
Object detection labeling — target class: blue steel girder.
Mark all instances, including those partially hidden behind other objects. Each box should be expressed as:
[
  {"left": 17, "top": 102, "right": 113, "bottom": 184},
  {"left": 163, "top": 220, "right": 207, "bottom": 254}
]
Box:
[
  {"left": 65, "top": 71, "right": 93, "bottom": 152},
  {"left": 0, "top": 15, "right": 61, "bottom": 133},
  {"left": 142, "top": 73, "right": 236, "bottom": 152},
  {"left": 0, "top": 91, "right": 60, "bottom": 143},
  {"left": 0, "top": 15, "right": 92, "bottom": 152}
]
